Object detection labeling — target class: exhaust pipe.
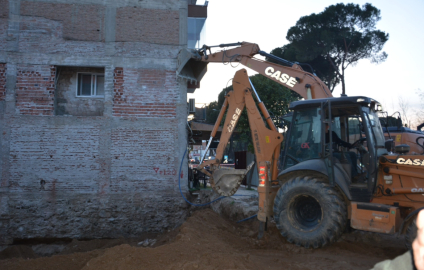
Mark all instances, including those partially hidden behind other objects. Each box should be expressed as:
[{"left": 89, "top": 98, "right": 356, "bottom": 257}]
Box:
[{"left": 177, "top": 48, "right": 208, "bottom": 84}]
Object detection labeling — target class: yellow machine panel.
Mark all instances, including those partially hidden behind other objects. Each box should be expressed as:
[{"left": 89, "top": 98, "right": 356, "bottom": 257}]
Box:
[{"left": 350, "top": 202, "right": 401, "bottom": 234}]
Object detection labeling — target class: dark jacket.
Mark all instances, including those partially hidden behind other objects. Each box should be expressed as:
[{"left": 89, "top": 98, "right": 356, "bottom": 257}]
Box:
[{"left": 326, "top": 131, "right": 352, "bottom": 148}]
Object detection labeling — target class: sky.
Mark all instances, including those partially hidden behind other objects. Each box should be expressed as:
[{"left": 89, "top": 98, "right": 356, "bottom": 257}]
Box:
[{"left": 188, "top": 0, "right": 424, "bottom": 125}]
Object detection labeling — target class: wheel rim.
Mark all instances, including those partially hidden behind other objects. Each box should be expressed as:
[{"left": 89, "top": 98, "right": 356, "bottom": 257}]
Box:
[{"left": 291, "top": 195, "right": 322, "bottom": 230}]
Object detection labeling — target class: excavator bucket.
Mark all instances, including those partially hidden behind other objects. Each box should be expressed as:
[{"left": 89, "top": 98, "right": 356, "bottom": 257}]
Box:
[
  {"left": 177, "top": 48, "right": 208, "bottom": 84},
  {"left": 210, "top": 162, "right": 254, "bottom": 197}
]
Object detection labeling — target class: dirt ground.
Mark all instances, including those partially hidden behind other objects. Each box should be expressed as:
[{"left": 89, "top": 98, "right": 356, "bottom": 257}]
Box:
[{"left": 0, "top": 208, "right": 407, "bottom": 270}]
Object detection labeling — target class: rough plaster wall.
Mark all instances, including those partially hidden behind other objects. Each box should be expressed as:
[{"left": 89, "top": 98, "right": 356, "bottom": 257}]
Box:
[
  {"left": 113, "top": 42, "right": 179, "bottom": 59},
  {"left": 0, "top": 19, "right": 7, "bottom": 52},
  {"left": 14, "top": 0, "right": 181, "bottom": 10},
  {"left": 17, "top": 14, "right": 180, "bottom": 58},
  {"left": 0, "top": 63, "right": 5, "bottom": 101},
  {"left": 55, "top": 67, "right": 104, "bottom": 116},
  {"left": 16, "top": 1, "right": 180, "bottom": 58},
  {"left": 4, "top": 118, "right": 186, "bottom": 242},
  {"left": 113, "top": 67, "right": 177, "bottom": 118},
  {"left": 18, "top": 16, "right": 106, "bottom": 57},
  {"left": 115, "top": 7, "right": 179, "bottom": 44},
  {"left": 1, "top": 1, "right": 181, "bottom": 59},
  {"left": 20, "top": 1, "right": 105, "bottom": 42},
  {"left": 0, "top": 0, "right": 8, "bottom": 18},
  {"left": 7, "top": 194, "right": 187, "bottom": 240},
  {"left": 9, "top": 124, "right": 101, "bottom": 192},
  {"left": 0, "top": 0, "right": 189, "bottom": 244},
  {"left": 110, "top": 127, "right": 177, "bottom": 192}
]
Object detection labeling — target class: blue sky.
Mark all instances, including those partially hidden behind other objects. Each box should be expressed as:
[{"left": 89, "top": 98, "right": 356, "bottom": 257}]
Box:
[{"left": 189, "top": 0, "right": 424, "bottom": 124}]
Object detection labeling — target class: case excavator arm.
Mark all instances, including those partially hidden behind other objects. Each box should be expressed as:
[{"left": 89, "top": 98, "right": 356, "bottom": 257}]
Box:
[
  {"left": 177, "top": 42, "right": 333, "bottom": 100},
  {"left": 196, "top": 69, "right": 283, "bottom": 221}
]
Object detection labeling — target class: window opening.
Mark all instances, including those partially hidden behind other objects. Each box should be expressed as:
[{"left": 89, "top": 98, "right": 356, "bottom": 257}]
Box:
[{"left": 77, "top": 73, "right": 104, "bottom": 97}]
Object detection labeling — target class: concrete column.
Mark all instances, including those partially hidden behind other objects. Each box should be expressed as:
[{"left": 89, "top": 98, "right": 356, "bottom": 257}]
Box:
[
  {"left": 7, "top": 0, "right": 20, "bottom": 52},
  {"left": 4, "top": 63, "right": 16, "bottom": 115},
  {"left": 105, "top": 3, "right": 116, "bottom": 56},
  {"left": 179, "top": 0, "right": 188, "bottom": 47},
  {"left": 176, "top": 0, "right": 188, "bottom": 192}
]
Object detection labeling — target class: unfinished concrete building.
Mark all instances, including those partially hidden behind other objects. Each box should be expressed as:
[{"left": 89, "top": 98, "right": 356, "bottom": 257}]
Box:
[{"left": 0, "top": 0, "right": 207, "bottom": 244}]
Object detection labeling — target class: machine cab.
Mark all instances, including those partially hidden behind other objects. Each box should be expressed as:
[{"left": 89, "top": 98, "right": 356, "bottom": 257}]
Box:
[{"left": 282, "top": 96, "right": 386, "bottom": 191}]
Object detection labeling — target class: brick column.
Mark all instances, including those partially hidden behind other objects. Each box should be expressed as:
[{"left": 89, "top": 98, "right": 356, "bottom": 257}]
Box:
[{"left": 15, "top": 65, "right": 55, "bottom": 115}]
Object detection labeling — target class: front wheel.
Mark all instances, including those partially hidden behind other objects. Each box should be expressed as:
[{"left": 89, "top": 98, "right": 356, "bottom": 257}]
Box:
[{"left": 273, "top": 175, "right": 347, "bottom": 248}]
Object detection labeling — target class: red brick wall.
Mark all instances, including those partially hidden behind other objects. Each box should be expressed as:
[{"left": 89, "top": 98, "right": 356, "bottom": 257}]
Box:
[
  {"left": 113, "top": 67, "right": 177, "bottom": 118},
  {"left": 15, "top": 65, "right": 55, "bottom": 115},
  {"left": 0, "top": 63, "right": 5, "bottom": 101},
  {"left": 20, "top": 1, "right": 105, "bottom": 42},
  {"left": 115, "top": 7, "right": 179, "bottom": 44}
]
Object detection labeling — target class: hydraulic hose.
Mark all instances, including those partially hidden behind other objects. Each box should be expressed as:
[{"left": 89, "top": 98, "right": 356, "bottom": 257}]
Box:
[
  {"left": 416, "top": 136, "right": 424, "bottom": 154},
  {"left": 236, "top": 214, "right": 258, "bottom": 223}
]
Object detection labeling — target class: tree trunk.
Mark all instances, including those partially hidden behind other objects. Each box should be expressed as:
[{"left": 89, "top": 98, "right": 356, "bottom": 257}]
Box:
[
  {"left": 341, "top": 67, "right": 346, "bottom": 96},
  {"left": 326, "top": 54, "right": 342, "bottom": 94}
]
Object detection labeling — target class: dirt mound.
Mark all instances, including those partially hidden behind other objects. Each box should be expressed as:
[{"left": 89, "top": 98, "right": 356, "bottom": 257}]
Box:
[{"left": 1, "top": 209, "right": 407, "bottom": 270}]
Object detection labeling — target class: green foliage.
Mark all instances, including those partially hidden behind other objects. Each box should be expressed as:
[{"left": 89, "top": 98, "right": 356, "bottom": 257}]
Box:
[
  {"left": 205, "top": 101, "right": 220, "bottom": 124},
  {"left": 285, "top": 3, "right": 389, "bottom": 95},
  {"left": 269, "top": 44, "right": 340, "bottom": 93},
  {"left": 205, "top": 74, "right": 300, "bottom": 151},
  {"left": 245, "top": 74, "right": 300, "bottom": 128}
]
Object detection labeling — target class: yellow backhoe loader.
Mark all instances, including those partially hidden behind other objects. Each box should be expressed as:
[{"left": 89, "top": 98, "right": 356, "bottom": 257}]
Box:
[{"left": 179, "top": 42, "right": 424, "bottom": 248}]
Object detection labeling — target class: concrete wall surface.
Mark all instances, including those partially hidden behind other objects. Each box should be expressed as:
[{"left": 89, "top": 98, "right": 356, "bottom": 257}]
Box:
[{"left": 0, "top": 0, "right": 189, "bottom": 245}]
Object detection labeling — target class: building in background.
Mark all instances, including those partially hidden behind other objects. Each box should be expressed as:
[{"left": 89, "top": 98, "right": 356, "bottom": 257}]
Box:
[
  {"left": 188, "top": 1, "right": 208, "bottom": 49},
  {"left": 0, "top": 0, "right": 207, "bottom": 244}
]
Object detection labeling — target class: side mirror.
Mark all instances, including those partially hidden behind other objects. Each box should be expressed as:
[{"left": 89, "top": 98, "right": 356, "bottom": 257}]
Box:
[{"left": 385, "top": 139, "right": 394, "bottom": 152}]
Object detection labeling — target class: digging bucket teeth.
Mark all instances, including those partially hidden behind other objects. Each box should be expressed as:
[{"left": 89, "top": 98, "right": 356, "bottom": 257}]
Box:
[
  {"left": 210, "top": 162, "right": 254, "bottom": 197},
  {"left": 176, "top": 48, "right": 208, "bottom": 84}
]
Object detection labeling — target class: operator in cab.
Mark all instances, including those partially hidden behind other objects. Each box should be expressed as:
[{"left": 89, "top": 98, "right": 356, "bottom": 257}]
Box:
[{"left": 325, "top": 123, "right": 352, "bottom": 149}]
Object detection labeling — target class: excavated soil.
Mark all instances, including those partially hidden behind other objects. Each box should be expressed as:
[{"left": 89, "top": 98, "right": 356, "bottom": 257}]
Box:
[{"left": 0, "top": 209, "right": 407, "bottom": 270}]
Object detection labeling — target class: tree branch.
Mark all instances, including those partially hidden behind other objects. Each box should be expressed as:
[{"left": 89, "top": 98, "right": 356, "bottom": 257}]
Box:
[{"left": 326, "top": 54, "right": 342, "bottom": 77}]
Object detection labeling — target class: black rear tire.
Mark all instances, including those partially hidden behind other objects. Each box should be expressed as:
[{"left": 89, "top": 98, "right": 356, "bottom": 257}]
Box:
[{"left": 273, "top": 175, "right": 347, "bottom": 248}]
